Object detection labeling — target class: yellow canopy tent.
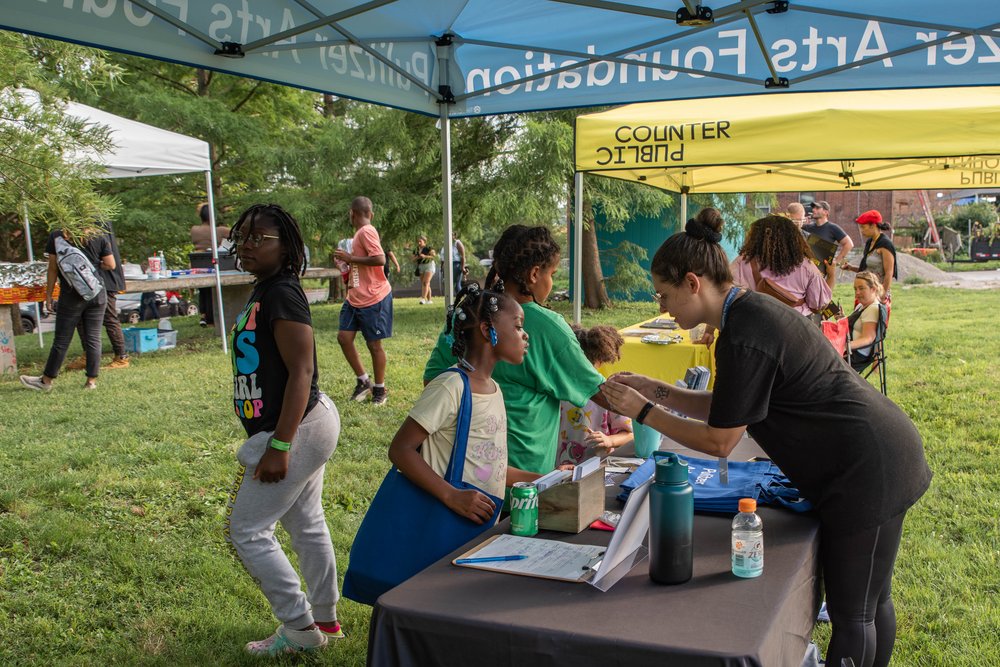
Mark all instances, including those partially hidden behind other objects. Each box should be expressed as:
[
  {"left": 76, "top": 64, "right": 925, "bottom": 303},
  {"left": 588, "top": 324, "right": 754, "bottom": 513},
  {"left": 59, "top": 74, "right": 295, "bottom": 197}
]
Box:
[
  {"left": 566, "top": 86, "right": 1000, "bottom": 321},
  {"left": 574, "top": 86, "right": 1000, "bottom": 194}
]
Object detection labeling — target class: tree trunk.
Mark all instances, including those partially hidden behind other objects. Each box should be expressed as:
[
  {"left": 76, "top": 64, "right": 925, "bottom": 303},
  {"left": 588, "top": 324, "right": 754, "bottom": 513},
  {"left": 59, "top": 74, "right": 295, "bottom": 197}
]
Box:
[
  {"left": 327, "top": 253, "right": 345, "bottom": 302},
  {"left": 197, "top": 69, "right": 223, "bottom": 206},
  {"left": 582, "top": 203, "right": 612, "bottom": 309},
  {"left": 6, "top": 304, "right": 24, "bottom": 336}
]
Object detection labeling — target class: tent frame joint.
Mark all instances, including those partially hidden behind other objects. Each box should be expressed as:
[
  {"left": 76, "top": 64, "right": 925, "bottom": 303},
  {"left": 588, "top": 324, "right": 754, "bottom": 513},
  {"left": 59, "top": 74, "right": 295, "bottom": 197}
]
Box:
[
  {"left": 764, "top": 76, "right": 789, "bottom": 88},
  {"left": 766, "top": 1, "right": 789, "bottom": 14},
  {"left": 438, "top": 85, "right": 456, "bottom": 104},
  {"left": 214, "top": 42, "right": 245, "bottom": 59},
  {"left": 676, "top": 5, "right": 714, "bottom": 26}
]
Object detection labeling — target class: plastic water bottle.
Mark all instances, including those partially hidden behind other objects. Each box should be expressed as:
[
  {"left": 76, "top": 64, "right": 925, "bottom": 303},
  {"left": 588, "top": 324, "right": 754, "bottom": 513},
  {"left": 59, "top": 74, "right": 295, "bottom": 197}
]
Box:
[
  {"left": 732, "top": 498, "right": 764, "bottom": 578},
  {"left": 648, "top": 453, "right": 693, "bottom": 584},
  {"left": 158, "top": 251, "right": 168, "bottom": 277}
]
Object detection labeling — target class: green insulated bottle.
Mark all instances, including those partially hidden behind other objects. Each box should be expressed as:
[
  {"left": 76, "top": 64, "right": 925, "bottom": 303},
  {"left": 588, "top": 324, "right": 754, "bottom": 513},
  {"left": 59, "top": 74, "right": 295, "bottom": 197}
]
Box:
[{"left": 648, "top": 453, "right": 693, "bottom": 584}]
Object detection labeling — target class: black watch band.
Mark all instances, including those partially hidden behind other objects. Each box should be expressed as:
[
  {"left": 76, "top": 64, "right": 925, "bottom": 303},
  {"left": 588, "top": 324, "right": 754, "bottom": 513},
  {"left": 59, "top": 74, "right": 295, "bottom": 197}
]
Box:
[{"left": 635, "top": 401, "right": 655, "bottom": 424}]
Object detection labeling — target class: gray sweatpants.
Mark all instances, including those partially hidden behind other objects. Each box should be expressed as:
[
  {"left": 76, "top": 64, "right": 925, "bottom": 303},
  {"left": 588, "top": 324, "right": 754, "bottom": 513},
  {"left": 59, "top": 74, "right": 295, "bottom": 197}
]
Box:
[{"left": 224, "top": 393, "right": 340, "bottom": 629}]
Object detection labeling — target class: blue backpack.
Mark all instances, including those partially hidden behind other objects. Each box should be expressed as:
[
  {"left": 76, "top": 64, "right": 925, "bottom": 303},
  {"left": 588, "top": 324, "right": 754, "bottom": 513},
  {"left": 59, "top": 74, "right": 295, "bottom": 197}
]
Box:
[{"left": 54, "top": 235, "right": 103, "bottom": 301}]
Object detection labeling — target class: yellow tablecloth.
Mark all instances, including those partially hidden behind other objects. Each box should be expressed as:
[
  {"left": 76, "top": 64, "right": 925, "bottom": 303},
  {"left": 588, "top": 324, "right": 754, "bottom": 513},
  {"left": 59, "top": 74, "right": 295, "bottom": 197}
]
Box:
[{"left": 599, "top": 314, "right": 716, "bottom": 387}]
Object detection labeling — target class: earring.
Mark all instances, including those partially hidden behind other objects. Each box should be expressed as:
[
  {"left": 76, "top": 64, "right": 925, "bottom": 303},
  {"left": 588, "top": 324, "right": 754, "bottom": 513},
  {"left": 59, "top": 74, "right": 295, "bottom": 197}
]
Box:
[{"left": 488, "top": 326, "right": 498, "bottom": 347}]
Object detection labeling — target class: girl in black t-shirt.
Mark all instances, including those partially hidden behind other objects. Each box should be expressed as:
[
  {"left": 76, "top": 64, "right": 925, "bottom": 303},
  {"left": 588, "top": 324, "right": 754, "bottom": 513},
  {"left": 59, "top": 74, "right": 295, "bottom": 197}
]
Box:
[
  {"left": 601, "top": 208, "right": 930, "bottom": 667},
  {"left": 223, "top": 204, "right": 344, "bottom": 656}
]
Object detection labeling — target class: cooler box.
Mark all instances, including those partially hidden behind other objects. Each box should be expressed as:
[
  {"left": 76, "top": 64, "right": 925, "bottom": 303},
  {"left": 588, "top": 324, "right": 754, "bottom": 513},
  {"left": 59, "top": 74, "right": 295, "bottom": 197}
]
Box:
[
  {"left": 123, "top": 327, "right": 159, "bottom": 354},
  {"left": 189, "top": 251, "right": 237, "bottom": 271},
  {"left": 157, "top": 329, "right": 177, "bottom": 350}
]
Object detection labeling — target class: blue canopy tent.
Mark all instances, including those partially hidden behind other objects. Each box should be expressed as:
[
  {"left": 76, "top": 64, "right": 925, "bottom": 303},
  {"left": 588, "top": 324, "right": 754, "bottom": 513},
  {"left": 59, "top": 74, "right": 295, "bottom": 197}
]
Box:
[{"left": 3, "top": 0, "right": 1000, "bottom": 314}]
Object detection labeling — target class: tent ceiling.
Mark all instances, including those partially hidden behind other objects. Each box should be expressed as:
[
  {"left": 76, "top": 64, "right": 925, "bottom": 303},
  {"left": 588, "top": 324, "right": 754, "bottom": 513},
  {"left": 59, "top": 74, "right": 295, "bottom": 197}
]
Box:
[
  {"left": 575, "top": 86, "right": 1000, "bottom": 193},
  {"left": 2, "top": 1, "right": 1000, "bottom": 117}
]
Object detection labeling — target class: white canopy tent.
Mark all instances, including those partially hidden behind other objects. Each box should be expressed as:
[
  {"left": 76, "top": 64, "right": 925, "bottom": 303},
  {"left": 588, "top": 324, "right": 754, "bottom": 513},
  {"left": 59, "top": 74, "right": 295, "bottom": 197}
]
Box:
[{"left": 18, "top": 95, "right": 228, "bottom": 352}]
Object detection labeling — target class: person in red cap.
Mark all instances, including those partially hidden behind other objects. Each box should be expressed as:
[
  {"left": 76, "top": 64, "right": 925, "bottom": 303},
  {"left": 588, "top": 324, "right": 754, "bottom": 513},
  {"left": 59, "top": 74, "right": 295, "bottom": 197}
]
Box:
[{"left": 841, "top": 210, "right": 896, "bottom": 305}]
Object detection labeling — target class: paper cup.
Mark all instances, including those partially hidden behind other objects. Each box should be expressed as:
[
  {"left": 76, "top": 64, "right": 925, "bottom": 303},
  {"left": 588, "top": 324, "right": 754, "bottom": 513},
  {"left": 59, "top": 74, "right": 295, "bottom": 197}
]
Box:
[
  {"left": 632, "top": 421, "right": 662, "bottom": 459},
  {"left": 147, "top": 256, "right": 161, "bottom": 280}
]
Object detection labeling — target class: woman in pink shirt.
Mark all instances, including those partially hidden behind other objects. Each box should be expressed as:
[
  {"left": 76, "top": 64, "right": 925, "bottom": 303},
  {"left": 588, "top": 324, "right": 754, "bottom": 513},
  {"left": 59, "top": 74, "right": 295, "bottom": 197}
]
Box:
[{"left": 731, "top": 214, "right": 835, "bottom": 317}]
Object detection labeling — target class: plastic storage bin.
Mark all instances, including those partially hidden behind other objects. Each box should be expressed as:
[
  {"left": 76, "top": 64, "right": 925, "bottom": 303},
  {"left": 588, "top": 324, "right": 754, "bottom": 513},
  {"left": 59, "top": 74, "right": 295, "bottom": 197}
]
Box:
[
  {"left": 123, "top": 327, "right": 159, "bottom": 354},
  {"left": 157, "top": 329, "right": 177, "bottom": 350}
]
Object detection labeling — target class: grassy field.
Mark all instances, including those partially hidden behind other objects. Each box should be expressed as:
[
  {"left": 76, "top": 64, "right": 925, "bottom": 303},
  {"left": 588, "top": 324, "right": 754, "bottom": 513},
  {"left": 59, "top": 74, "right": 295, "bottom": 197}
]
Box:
[{"left": 1, "top": 286, "right": 998, "bottom": 666}]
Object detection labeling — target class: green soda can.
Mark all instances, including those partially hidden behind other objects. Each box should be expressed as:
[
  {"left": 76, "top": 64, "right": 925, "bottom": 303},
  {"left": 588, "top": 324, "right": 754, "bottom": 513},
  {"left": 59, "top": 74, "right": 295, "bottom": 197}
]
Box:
[{"left": 510, "top": 482, "right": 539, "bottom": 537}]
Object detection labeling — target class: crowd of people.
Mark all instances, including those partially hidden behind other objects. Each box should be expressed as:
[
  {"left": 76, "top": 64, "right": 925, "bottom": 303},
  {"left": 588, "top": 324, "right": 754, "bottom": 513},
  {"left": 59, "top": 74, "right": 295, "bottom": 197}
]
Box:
[{"left": 17, "top": 195, "right": 928, "bottom": 667}]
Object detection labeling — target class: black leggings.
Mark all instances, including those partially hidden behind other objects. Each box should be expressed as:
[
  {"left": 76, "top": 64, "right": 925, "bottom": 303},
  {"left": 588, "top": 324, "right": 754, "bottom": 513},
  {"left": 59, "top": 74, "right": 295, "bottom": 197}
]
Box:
[{"left": 821, "top": 511, "right": 906, "bottom": 667}]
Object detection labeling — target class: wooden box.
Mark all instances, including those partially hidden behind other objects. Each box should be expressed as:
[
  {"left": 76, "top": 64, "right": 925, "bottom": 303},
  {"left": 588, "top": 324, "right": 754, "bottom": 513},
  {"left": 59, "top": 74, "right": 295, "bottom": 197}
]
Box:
[{"left": 537, "top": 468, "right": 605, "bottom": 533}]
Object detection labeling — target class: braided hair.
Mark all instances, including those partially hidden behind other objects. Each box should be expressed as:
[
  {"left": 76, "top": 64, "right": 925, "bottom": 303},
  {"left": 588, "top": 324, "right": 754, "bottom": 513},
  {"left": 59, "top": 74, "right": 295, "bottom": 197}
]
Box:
[
  {"left": 444, "top": 280, "right": 514, "bottom": 371},
  {"left": 737, "top": 214, "right": 814, "bottom": 277},
  {"left": 651, "top": 207, "right": 731, "bottom": 287},
  {"left": 485, "top": 225, "right": 560, "bottom": 304},
  {"left": 230, "top": 204, "right": 308, "bottom": 276}
]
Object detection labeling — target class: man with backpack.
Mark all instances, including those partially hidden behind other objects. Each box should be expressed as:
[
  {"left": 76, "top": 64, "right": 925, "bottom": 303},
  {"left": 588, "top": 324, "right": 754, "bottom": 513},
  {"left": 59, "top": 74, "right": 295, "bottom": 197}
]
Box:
[
  {"left": 64, "top": 221, "right": 131, "bottom": 371},
  {"left": 20, "top": 227, "right": 114, "bottom": 392}
]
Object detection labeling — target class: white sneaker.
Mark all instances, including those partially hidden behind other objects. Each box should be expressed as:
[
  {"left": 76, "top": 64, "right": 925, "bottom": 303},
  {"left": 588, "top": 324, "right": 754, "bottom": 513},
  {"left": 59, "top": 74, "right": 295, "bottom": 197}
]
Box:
[
  {"left": 19, "top": 375, "right": 52, "bottom": 392},
  {"left": 419, "top": 299, "right": 427, "bottom": 304},
  {"left": 244, "top": 625, "right": 327, "bottom": 656}
]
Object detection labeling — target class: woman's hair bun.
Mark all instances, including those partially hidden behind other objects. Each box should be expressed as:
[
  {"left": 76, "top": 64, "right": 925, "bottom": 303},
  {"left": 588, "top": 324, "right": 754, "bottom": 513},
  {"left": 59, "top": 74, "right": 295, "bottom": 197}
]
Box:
[{"left": 685, "top": 208, "right": 723, "bottom": 244}]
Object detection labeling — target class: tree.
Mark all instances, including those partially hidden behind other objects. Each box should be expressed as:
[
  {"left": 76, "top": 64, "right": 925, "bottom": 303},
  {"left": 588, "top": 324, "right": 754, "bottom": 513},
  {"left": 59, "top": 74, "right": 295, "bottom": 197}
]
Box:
[{"left": 0, "top": 33, "right": 121, "bottom": 257}]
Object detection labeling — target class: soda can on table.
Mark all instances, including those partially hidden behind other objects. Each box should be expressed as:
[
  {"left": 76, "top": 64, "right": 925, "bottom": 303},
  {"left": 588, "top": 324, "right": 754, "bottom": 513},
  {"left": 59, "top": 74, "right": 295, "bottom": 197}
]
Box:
[{"left": 510, "top": 482, "right": 538, "bottom": 537}]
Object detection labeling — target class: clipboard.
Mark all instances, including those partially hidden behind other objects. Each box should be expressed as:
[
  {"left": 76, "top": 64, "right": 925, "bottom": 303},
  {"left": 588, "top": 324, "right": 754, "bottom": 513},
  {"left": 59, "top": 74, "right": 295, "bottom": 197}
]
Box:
[
  {"left": 452, "top": 477, "right": 652, "bottom": 591},
  {"left": 452, "top": 534, "right": 604, "bottom": 583}
]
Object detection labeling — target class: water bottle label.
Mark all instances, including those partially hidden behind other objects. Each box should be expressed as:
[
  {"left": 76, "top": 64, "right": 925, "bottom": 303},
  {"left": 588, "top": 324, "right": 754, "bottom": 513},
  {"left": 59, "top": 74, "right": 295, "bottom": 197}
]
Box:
[{"left": 732, "top": 531, "right": 763, "bottom": 573}]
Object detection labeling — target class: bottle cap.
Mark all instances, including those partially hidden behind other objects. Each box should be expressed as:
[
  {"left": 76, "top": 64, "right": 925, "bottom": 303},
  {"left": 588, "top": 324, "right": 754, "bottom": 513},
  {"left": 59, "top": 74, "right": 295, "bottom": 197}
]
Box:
[
  {"left": 654, "top": 452, "right": 688, "bottom": 484},
  {"left": 738, "top": 498, "right": 757, "bottom": 513}
]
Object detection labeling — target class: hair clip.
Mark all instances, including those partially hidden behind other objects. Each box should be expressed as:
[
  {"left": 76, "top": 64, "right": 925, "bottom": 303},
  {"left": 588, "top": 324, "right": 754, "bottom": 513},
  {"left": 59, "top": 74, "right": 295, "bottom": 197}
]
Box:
[
  {"left": 493, "top": 279, "right": 505, "bottom": 293},
  {"left": 458, "top": 357, "right": 476, "bottom": 372},
  {"left": 487, "top": 296, "right": 499, "bottom": 313},
  {"left": 488, "top": 326, "right": 498, "bottom": 346},
  {"left": 456, "top": 309, "right": 467, "bottom": 321},
  {"left": 467, "top": 282, "right": 480, "bottom": 294}
]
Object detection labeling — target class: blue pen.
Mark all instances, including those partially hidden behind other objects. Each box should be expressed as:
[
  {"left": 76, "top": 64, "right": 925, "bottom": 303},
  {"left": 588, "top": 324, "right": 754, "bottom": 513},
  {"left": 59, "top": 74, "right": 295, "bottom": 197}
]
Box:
[{"left": 455, "top": 555, "right": 528, "bottom": 565}]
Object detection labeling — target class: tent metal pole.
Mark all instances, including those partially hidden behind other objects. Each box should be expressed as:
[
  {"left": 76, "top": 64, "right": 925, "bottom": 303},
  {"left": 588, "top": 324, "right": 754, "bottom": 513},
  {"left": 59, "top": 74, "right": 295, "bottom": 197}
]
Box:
[
  {"left": 680, "top": 192, "right": 688, "bottom": 228},
  {"left": 205, "top": 171, "right": 228, "bottom": 354},
  {"left": 440, "top": 105, "right": 454, "bottom": 306},
  {"left": 22, "top": 204, "right": 44, "bottom": 348},
  {"left": 438, "top": 37, "right": 455, "bottom": 307},
  {"left": 574, "top": 172, "right": 583, "bottom": 325}
]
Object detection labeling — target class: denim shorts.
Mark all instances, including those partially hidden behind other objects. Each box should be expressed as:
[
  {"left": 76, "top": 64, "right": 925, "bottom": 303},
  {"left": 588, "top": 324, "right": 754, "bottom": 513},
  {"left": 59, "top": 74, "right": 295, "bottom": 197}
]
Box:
[{"left": 339, "top": 293, "right": 393, "bottom": 340}]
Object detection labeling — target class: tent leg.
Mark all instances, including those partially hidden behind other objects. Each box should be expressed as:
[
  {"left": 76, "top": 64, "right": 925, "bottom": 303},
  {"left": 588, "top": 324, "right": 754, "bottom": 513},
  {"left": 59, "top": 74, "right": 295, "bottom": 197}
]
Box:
[
  {"left": 680, "top": 192, "right": 688, "bottom": 227},
  {"left": 440, "top": 105, "right": 454, "bottom": 306},
  {"left": 22, "top": 205, "right": 44, "bottom": 347},
  {"left": 205, "top": 171, "right": 227, "bottom": 354},
  {"left": 573, "top": 172, "right": 583, "bottom": 325}
]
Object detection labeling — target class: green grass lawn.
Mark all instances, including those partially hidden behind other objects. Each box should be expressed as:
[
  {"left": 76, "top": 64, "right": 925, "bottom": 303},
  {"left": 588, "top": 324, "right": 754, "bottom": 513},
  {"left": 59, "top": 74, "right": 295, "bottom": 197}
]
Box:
[{"left": 2, "top": 287, "right": 998, "bottom": 666}]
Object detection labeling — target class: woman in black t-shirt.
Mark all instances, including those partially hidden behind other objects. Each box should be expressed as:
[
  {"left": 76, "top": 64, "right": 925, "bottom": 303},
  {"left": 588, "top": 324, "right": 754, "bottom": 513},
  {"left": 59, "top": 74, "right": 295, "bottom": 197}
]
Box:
[
  {"left": 223, "top": 204, "right": 345, "bottom": 656},
  {"left": 602, "top": 209, "right": 931, "bottom": 667}
]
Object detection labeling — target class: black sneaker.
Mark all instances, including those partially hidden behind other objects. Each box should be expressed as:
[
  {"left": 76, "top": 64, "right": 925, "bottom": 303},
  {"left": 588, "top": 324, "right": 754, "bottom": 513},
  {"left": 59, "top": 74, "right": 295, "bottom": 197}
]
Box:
[
  {"left": 350, "top": 378, "right": 372, "bottom": 402},
  {"left": 372, "top": 386, "right": 388, "bottom": 406}
]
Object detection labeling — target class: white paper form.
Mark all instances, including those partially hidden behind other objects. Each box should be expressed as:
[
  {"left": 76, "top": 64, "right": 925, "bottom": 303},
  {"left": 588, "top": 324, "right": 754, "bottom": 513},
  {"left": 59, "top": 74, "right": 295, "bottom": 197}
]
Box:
[{"left": 454, "top": 534, "right": 605, "bottom": 582}]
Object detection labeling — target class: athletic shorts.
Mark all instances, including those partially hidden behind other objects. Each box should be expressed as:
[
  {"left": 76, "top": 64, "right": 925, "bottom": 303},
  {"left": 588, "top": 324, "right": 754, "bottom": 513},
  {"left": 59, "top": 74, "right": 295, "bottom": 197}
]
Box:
[{"left": 339, "top": 293, "right": 393, "bottom": 341}]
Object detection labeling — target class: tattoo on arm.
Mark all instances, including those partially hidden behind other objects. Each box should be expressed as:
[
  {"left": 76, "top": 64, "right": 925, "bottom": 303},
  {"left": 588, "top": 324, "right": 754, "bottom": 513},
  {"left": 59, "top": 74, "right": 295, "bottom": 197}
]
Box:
[{"left": 654, "top": 386, "right": 670, "bottom": 402}]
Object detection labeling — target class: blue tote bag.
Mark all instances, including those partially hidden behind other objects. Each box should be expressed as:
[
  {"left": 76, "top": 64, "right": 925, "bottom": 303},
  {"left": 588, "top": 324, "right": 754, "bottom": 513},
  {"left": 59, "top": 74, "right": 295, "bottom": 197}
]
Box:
[{"left": 343, "top": 368, "right": 503, "bottom": 606}]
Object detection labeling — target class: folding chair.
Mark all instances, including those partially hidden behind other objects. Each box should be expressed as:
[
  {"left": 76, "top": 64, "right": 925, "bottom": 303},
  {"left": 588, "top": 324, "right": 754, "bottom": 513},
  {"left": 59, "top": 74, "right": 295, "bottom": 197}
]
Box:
[{"left": 848, "top": 302, "right": 888, "bottom": 395}]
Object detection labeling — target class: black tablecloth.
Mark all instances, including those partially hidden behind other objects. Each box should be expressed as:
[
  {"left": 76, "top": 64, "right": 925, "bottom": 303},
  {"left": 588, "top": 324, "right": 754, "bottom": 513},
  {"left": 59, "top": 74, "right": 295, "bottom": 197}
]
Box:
[{"left": 369, "top": 469, "right": 820, "bottom": 667}]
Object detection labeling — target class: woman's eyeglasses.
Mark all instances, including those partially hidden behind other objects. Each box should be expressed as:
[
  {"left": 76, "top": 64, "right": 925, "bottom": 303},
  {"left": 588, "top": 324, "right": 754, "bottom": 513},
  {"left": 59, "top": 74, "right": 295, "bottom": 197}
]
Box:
[{"left": 231, "top": 231, "right": 279, "bottom": 248}]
